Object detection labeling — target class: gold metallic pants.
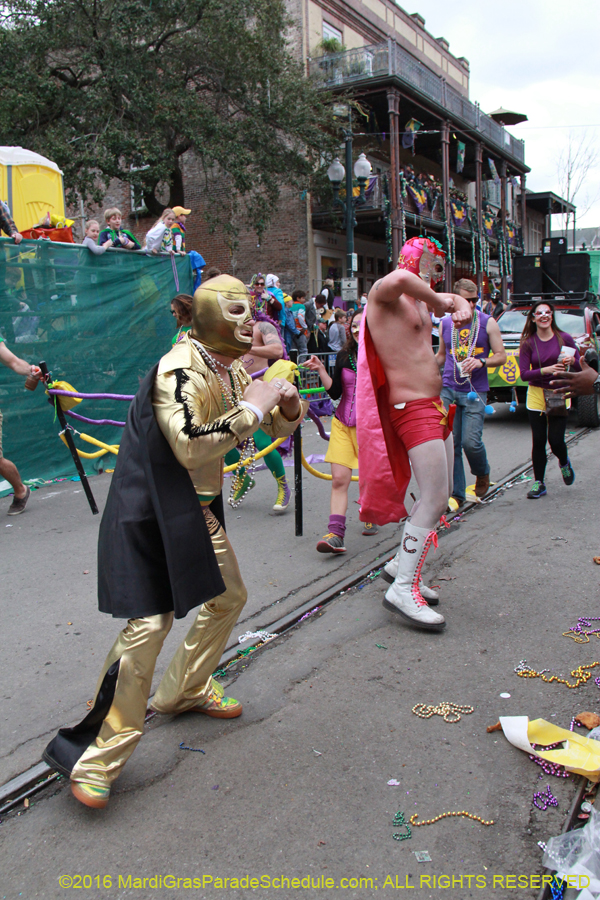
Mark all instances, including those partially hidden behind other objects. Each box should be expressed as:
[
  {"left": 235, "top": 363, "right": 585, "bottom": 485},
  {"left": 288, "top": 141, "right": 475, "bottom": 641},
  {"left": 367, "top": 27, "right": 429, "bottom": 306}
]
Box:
[{"left": 71, "top": 509, "right": 247, "bottom": 789}]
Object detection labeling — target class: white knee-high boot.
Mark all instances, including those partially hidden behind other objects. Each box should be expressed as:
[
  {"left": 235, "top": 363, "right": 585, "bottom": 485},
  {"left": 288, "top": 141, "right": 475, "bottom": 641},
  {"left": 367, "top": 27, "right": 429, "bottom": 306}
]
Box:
[
  {"left": 383, "top": 521, "right": 446, "bottom": 631},
  {"left": 381, "top": 553, "right": 439, "bottom": 603}
]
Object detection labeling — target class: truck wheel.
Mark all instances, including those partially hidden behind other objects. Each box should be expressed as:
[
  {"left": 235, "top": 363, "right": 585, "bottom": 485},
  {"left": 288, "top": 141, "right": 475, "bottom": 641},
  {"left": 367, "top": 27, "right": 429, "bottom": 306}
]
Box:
[{"left": 577, "top": 394, "right": 600, "bottom": 428}]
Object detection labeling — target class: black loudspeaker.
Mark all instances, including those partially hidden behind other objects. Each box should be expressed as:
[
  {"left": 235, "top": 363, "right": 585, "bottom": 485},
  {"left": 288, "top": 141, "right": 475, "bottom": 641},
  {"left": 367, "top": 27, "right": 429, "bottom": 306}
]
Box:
[
  {"left": 542, "top": 237, "right": 567, "bottom": 255},
  {"left": 513, "top": 255, "right": 543, "bottom": 294},
  {"left": 542, "top": 254, "right": 562, "bottom": 293},
  {"left": 559, "top": 254, "right": 590, "bottom": 292}
]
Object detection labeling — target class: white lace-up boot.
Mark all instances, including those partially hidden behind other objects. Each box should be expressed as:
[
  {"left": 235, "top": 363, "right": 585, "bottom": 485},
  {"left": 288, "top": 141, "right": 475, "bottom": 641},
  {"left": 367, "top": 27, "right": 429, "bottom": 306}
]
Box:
[
  {"left": 383, "top": 522, "right": 446, "bottom": 631},
  {"left": 381, "top": 553, "right": 439, "bottom": 605}
]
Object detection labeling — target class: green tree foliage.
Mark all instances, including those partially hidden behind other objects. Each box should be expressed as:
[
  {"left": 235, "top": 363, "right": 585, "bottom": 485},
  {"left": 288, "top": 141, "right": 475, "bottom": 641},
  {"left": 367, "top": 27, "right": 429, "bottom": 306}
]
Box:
[{"left": 0, "top": 0, "right": 337, "bottom": 235}]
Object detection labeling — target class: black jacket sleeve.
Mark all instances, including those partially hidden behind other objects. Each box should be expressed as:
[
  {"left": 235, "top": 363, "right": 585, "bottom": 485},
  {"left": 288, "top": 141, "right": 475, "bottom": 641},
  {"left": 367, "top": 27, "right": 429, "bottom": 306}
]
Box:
[{"left": 326, "top": 351, "right": 348, "bottom": 401}]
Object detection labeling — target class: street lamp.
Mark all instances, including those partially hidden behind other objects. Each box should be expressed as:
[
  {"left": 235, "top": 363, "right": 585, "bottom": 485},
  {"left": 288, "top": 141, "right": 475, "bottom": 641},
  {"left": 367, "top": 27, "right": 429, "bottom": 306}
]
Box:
[{"left": 327, "top": 146, "right": 372, "bottom": 280}]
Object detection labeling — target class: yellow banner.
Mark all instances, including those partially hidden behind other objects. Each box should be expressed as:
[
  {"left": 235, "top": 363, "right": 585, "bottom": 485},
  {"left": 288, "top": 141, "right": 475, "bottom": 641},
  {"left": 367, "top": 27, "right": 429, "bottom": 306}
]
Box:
[{"left": 487, "top": 349, "right": 521, "bottom": 386}]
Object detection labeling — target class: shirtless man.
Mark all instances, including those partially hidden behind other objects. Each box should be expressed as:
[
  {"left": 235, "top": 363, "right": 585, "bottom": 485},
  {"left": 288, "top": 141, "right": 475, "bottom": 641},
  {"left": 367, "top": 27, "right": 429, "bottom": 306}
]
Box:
[
  {"left": 357, "top": 237, "right": 471, "bottom": 631},
  {"left": 241, "top": 320, "right": 283, "bottom": 375},
  {"left": 226, "top": 318, "right": 292, "bottom": 510}
]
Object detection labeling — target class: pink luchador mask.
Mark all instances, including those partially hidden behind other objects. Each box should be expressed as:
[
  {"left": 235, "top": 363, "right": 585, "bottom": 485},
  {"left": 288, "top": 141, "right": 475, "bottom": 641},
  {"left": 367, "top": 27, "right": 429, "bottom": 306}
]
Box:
[{"left": 397, "top": 237, "right": 446, "bottom": 287}]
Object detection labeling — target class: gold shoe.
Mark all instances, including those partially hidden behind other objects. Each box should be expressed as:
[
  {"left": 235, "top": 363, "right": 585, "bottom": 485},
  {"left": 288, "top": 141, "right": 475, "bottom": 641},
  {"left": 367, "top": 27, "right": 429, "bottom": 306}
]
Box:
[
  {"left": 191, "top": 681, "right": 242, "bottom": 719},
  {"left": 71, "top": 781, "right": 110, "bottom": 809}
]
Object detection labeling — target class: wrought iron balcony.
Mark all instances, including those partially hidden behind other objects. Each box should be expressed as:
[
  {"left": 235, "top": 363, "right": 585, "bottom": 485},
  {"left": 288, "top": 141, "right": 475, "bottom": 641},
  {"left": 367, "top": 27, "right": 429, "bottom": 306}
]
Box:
[{"left": 308, "top": 40, "right": 525, "bottom": 168}]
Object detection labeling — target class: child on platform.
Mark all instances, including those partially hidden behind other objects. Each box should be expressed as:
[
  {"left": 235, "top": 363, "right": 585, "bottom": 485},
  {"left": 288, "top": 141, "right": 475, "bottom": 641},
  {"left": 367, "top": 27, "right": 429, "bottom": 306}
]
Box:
[
  {"left": 98, "top": 208, "right": 142, "bottom": 250},
  {"left": 145, "top": 209, "right": 177, "bottom": 254},
  {"left": 82, "top": 220, "right": 112, "bottom": 255}
]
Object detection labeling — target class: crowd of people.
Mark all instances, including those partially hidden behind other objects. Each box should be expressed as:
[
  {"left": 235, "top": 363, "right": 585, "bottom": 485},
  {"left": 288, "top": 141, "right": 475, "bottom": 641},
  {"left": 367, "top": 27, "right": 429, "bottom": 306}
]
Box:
[{"left": 3, "top": 204, "right": 598, "bottom": 811}]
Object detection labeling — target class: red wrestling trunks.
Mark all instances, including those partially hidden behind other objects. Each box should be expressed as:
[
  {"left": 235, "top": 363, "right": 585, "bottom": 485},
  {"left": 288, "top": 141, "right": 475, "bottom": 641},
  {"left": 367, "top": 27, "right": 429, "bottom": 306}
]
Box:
[{"left": 388, "top": 396, "right": 453, "bottom": 450}]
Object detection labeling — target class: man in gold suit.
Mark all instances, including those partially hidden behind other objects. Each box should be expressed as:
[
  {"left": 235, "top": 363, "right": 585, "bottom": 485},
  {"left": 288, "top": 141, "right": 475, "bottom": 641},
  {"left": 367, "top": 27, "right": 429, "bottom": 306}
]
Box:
[{"left": 43, "top": 275, "right": 307, "bottom": 809}]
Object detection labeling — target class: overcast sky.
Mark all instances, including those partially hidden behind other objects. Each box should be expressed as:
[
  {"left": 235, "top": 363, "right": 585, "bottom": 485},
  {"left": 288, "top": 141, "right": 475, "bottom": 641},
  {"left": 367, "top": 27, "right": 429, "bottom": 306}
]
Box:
[{"left": 412, "top": 0, "right": 600, "bottom": 230}]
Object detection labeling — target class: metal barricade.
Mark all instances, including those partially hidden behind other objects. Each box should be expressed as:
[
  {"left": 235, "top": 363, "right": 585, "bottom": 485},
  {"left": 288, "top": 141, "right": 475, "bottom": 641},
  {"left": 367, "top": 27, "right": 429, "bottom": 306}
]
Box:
[{"left": 296, "top": 350, "right": 337, "bottom": 392}]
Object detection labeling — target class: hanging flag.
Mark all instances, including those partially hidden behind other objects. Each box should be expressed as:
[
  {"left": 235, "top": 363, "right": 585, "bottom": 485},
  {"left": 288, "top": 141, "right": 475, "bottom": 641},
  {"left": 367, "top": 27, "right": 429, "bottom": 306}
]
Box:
[
  {"left": 402, "top": 118, "right": 422, "bottom": 150},
  {"left": 450, "top": 199, "right": 466, "bottom": 227},
  {"left": 488, "top": 158, "right": 500, "bottom": 184},
  {"left": 482, "top": 209, "right": 496, "bottom": 238},
  {"left": 406, "top": 182, "right": 428, "bottom": 214},
  {"left": 456, "top": 141, "right": 466, "bottom": 174}
]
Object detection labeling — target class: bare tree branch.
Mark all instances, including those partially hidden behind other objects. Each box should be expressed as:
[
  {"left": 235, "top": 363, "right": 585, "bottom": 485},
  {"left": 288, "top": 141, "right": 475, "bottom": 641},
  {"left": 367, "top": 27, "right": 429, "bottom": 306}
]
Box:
[{"left": 556, "top": 130, "right": 600, "bottom": 232}]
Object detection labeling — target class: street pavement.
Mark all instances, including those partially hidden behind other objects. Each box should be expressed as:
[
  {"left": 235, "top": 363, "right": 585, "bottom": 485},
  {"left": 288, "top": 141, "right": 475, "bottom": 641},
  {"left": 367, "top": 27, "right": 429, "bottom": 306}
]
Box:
[{"left": 1, "top": 406, "right": 598, "bottom": 899}]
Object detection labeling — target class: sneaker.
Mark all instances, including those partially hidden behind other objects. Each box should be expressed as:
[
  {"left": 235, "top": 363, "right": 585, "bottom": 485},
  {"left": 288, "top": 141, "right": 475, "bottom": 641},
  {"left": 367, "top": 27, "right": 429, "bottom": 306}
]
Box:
[
  {"left": 228, "top": 473, "right": 255, "bottom": 506},
  {"left": 71, "top": 781, "right": 110, "bottom": 809},
  {"left": 191, "top": 681, "right": 243, "bottom": 719},
  {"left": 527, "top": 481, "right": 547, "bottom": 499},
  {"left": 560, "top": 459, "right": 575, "bottom": 486},
  {"left": 272, "top": 475, "right": 291, "bottom": 511},
  {"left": 316, "top": 532, "right": 346, "bottom": 554},
  {"left": 7, "top": 486, "right": 30, "bottom": 516},
  {"left": 362, "top": 522, "right": 379, "bottom": 536}
]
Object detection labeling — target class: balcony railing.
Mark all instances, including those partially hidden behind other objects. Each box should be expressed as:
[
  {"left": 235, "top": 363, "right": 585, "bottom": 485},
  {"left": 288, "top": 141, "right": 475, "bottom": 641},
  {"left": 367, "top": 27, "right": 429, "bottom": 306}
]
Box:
[
  {"left": 312, "top": 173, "right": 386, "bottom": 217},
  {"left": 308, "top": 40, "right": 525, "bottom": 167}
]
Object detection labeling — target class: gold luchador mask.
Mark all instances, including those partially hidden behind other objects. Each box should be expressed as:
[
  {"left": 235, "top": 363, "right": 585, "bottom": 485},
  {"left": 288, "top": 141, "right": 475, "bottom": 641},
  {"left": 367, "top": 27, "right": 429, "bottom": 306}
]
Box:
[{"left": 191, "top": 274, "right": 254, "bottom": 358}]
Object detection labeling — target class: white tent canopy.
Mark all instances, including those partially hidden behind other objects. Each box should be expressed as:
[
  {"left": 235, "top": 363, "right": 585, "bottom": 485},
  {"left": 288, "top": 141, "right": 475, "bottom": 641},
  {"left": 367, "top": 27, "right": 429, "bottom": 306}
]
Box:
[{"left": 0, "top": 146, "right": 62, "bottom": 174}]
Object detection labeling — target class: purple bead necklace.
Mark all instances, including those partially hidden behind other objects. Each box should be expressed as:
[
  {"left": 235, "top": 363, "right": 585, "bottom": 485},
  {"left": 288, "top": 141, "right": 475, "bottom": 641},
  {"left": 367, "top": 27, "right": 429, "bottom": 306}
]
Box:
[
  {"left": 532, "top": 784, "right": 559, "bottom": 811},
  {"left": 563, "top": 616, "right": 600, "bottom": 643},
  {"left": 528, "top": 742, "right": 569, "bottom": 779}
]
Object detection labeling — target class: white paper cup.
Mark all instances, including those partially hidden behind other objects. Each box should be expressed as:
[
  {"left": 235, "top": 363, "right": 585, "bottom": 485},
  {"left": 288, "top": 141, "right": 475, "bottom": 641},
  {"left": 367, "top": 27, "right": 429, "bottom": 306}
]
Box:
[{"left": 558, "top": 346, "right": 575, "bottom": 360}]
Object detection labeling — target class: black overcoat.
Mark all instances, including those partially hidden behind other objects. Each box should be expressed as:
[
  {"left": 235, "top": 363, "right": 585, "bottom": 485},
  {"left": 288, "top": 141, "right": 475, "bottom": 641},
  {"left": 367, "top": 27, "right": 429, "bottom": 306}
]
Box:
[{"left": 97, "top": 365, "right": 226, "bottom": 619}]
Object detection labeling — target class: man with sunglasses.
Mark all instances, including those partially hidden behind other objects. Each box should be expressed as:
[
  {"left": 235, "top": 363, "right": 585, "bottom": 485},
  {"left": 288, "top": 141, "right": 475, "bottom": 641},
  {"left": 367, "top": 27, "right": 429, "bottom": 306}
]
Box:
[{"left": 437, "top": 278, "right": 506, "bottom": 506}]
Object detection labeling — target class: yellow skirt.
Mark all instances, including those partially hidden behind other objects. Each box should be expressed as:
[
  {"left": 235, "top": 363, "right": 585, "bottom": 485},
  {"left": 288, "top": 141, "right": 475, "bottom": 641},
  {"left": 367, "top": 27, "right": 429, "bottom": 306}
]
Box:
[
  {"left": 526, "top": 385, "right": 571, "bottom": 412},
  {"left": 325, "top": 417, "right": 359, "bottom": 470}
]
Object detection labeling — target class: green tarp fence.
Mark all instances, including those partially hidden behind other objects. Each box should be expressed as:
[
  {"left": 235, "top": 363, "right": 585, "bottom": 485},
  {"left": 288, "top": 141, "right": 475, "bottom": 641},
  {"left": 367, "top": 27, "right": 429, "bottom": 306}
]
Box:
[{"left": 0, "top": 237, "right": 193, "bottom": 495}]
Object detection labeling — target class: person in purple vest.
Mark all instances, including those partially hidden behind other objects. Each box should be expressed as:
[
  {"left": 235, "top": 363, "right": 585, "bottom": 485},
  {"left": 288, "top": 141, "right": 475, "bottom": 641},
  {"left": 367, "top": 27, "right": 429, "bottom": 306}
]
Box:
[{"left": 436, "top": 278, "right": 506, "bottom": 505}]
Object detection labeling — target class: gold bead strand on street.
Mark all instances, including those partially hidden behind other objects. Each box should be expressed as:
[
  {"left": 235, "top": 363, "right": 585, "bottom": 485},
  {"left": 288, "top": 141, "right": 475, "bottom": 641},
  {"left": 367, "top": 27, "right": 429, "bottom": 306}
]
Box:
[
  {"left": 411, "top": 702, "right": 474, "bottom": 723},
  {"left": 409, "top": 811, "right": 494, "bottom": 827},
  {"left": 514, "top": 660, "right": 600, "bottom": 688}
]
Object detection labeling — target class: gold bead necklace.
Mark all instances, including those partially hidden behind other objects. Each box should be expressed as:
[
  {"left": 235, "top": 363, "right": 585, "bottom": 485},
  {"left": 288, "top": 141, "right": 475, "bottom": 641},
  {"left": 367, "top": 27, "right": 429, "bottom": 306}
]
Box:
[
  {"left": 514, "top": 659, "right": 600, "bottom": 689},
  {"left": 410, "top": 810, "right": 494, "bottom": 827},
  {"left": 411, "top": 702, "right": 474, "bottom": 723}
]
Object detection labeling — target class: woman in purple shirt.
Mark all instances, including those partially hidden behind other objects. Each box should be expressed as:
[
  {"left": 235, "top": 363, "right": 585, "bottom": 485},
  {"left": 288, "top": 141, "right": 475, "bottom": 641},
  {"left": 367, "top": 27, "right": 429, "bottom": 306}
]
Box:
[
  {"left": 519, "top": 301, "right": 580, "bottom": 499},
  {"left": 305, "top": 309, "right": 375, "bottom": 552}
]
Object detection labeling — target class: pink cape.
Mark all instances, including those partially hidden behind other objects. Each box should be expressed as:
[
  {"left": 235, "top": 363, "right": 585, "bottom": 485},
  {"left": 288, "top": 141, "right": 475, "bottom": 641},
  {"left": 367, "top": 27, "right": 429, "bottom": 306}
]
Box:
[{"left": 357, "top": 312, "right": 410, "bottom": 525}]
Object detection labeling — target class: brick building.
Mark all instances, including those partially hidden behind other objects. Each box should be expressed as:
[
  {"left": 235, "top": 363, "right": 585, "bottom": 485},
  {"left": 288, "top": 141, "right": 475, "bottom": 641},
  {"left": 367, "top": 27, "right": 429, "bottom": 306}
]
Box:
[{"left": 74, "top": 1, "right": 535, "bottom": 301}]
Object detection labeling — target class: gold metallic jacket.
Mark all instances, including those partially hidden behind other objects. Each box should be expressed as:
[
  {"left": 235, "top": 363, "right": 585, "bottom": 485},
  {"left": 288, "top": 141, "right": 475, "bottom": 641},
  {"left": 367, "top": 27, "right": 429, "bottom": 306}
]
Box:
[{"left": 153, "top": 334, "right": 307, "bottom": 497}]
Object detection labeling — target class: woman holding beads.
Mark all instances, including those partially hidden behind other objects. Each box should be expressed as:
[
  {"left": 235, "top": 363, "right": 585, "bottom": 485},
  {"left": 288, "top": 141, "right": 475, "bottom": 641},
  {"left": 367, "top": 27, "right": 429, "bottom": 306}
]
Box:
[
  {"left": 519, "top": 301, "right": 580, "bottom": 499},
  {"left": 305, "top": 309, "right": 376, "bottom": 552}
]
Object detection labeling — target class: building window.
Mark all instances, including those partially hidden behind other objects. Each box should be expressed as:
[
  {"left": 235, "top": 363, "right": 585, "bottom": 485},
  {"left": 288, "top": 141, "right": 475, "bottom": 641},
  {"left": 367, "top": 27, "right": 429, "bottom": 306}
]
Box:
[
  {"left": 130, "top": 164, "right": 149, "bottom": 213},
  {"left": 528, "top": 219, "right": 543, "bottom": 254},
  {"left": 484, "top": 180, "right": 501, "bottom": 208},
  {"left": 323, "top": 21, "right": 343, "bottom": 44}
]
